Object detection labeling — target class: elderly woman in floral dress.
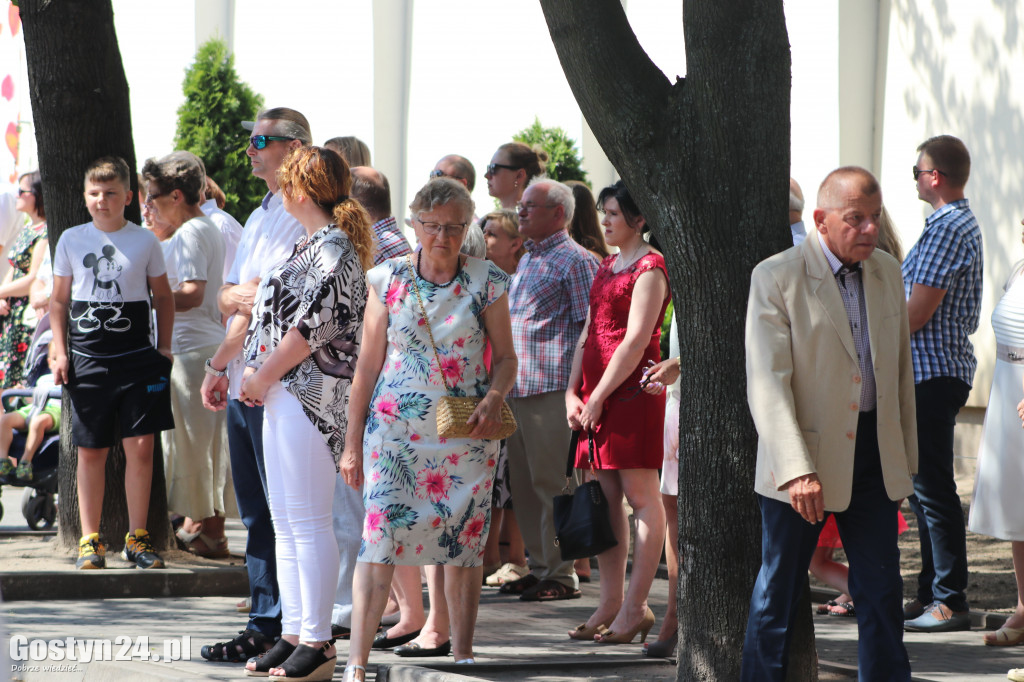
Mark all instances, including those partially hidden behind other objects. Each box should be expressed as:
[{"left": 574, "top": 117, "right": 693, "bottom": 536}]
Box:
[{"left": 340, "top": 178, "right": 517, "bottom": 681}]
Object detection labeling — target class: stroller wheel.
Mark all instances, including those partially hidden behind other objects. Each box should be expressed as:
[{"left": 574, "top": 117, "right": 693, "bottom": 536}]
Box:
[{"left": 21, "top": 489, "right": 55, "bottom": 530}]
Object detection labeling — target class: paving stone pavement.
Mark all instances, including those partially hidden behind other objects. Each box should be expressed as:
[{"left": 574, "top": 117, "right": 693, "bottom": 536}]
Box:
[
  {"left": 4, "top": 581, "right": 1023, "bottom": 681},
  {"left": 1, "top": 487, "right": 1021, "bottom": 681}
]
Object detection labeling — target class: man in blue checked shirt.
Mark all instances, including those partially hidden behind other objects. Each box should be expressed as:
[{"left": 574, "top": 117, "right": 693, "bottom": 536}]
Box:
[{"left": 901, "top": 135, "right": 983, "bottom": 634}]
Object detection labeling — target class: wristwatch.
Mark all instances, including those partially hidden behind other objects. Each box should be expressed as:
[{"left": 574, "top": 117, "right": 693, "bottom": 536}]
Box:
[{"left": 204, "top": 359, "right": 227, "bottom": 377}]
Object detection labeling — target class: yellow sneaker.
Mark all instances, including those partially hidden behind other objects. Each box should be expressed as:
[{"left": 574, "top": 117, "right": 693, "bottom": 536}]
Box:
[
  {"left": 121, "top": 529, "right": 165, "bottom": 569},
  {"left": 76, "top": 533, "right": 106, "bottom": 569}
]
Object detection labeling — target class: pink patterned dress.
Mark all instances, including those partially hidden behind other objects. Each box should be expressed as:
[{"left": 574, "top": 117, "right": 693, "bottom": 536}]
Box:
[
  {"left": 575, "top": 252, "right": 670, "bottom": 470},
  {"left": 359, "top": 255, "right": 510, "bottom": 566}
]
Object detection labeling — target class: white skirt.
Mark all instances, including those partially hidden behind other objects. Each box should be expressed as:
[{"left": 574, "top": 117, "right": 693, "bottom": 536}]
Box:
[
  {"left": 968, "top": 358, "right": 1024, "bottom": 541},
  {"left": 660, "top": 394, "right": 679, "bottom": 496}
]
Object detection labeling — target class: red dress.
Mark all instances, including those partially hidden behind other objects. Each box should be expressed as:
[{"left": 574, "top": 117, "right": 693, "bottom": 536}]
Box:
[
  {"left": 575, "top": 253, "right": 670, "bottom": 470},
  {"left": 817, "top": 512, "right": 910, "bottom": 548}
]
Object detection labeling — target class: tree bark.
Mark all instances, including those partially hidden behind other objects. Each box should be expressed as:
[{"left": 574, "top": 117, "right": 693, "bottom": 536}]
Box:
[
  {"left": 539, "top": 2, "right": 810, "bottom": 679},
  {"left": 17, "top": 0, "right": 169, "bottom": 552}
]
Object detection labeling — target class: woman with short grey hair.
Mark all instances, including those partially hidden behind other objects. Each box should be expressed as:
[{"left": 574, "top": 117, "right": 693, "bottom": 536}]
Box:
[
  {"left": 141, "top": 151, "right": 229, "bottom": 557},
  {"left": 340, "top": 177, "right": 518, "bottom": 679}
]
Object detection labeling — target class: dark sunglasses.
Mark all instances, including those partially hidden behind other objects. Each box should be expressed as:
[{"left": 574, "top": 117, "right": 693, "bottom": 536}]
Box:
[
  {"left": 912, "top": 166, "right": 947, "bottom": 180},
  {"left": 429, "top": 169, "right": 464, "bottom": 181},
  {"left": 486, "top": 163, "right": 520, "bottom": 175},
  {"left": 249, "top": 135, "right": 295, "bottom": 150}
]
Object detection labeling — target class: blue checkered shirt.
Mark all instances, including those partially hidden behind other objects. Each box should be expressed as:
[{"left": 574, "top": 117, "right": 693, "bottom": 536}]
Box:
[
  {"left": 901, "top": 199, "right": 983, "bottom": 385},
  {"left": 818, "top": 233, "right": 876, "bottom": 411},
  {"left": 509, "top": 230, "right": 598, "bottom": 398}
]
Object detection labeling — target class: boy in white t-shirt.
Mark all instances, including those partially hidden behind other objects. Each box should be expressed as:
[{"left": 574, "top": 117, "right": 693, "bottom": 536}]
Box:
[{"left": 50, "top": 157, "right": 175, "bottom": 570}]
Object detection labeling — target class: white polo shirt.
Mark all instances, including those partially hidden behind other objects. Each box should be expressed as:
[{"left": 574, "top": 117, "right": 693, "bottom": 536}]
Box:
[{"left": 225, "top": 191, "right": 303, "bottom": 399}]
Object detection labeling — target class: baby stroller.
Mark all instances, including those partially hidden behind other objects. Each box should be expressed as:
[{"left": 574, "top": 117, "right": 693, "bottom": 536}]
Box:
[{"left": 0, "top": 322, "right": 60, "bottom": 530}]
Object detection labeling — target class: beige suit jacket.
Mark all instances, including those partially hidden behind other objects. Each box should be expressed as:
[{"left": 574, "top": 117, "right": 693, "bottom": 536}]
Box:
[{"left": 745, "top": 234, "right": 917, "bottom": 511}]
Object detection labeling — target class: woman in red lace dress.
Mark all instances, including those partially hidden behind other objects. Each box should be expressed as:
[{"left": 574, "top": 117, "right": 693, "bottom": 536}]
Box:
[{"left": 565, "top": 180, "right": 670, "bottom": 645}]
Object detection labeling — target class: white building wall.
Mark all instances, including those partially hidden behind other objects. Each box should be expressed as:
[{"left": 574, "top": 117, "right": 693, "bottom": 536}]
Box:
[{"left": 879, "top": 0, "right": 1024, "bottom": 409}]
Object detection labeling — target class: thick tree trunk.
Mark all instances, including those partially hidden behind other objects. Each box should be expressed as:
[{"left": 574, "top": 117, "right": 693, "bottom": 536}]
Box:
[
  {"left": 540, "top": 2, "right": 813, "bottom": 679},
  {"left": 18, "top": 0, "right": 169, "bottom": 552}
]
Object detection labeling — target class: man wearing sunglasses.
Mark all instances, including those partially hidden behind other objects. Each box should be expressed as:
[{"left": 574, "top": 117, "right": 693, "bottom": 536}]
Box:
[
  {"left": 198, "top": 107, "right": 309, "bottom": 662},
  {"left": 900, "top": 135, "right": 982, "bottom": 634},
  {"left": 430, "top": 154, "right": 476, "bottom": 192}
]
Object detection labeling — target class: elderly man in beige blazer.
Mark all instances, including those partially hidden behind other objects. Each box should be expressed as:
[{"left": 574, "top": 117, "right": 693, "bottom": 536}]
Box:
[{"left": 740, "top": 167, "right": 917, "bottom": 682}]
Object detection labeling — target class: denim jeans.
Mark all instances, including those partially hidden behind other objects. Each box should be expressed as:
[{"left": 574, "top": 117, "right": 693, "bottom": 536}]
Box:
[
  {"left": 227, "top": 399, "right": 281, "bottom": 638},
  {"left": 908, "top": 377, "right": 971, "bottom": 612},
  {"left": 742, "top": 411, "right": 909, "bottom": 682}
]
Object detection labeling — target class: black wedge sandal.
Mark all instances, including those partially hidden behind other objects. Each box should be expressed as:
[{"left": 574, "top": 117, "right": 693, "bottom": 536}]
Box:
[
  {"left": 245, "top": 638, "right": 296, "bottom": 677},
  {"left": 200, "top": 628, "right": 276, "bottom": 663},
  {"left": 268, "top": 640, "right": 336, "bottom": 682}
]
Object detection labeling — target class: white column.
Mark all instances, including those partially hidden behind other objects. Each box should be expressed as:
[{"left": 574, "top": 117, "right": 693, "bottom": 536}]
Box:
[
  {"left": 837, "top": 0, "right": 885, "bottom": 173},
  {"left": 580, "top": 116, "right": 617, "bottom": 192},
  {"left": 194, "top": 0, "right": 234, "bottom": 51},
  {"left": 373, "top": 0, "right": 414, "bottom": 228}
]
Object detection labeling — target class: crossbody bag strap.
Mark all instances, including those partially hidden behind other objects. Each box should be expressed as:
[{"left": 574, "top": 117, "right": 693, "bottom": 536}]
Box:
[{"left": 406, "top": 254, "right": 454, "bottom": 396}]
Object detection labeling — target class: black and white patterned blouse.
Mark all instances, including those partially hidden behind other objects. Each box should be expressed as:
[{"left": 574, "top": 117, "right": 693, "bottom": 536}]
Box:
[{"left": 244, "top": 224, "right": 367, "bottom": 467}]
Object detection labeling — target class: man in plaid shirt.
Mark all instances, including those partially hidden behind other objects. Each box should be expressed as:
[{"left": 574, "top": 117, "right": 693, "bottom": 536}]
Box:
[
  {"left": 350, "top": 166, "right": 412, "bottom": 265},
  {"left": 500, "top": 179, "right": 599, "bottom": 601},
  {"left": 901, "top": 135, "right": 983, "bottom": 633}
]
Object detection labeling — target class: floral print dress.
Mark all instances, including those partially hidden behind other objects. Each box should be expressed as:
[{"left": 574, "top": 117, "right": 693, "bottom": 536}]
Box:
[
  {"left": 0, "top": 223, "right": 45, "bottom": 388},
  {"left": 359, "top": 255, "right": 510, "bottom": 566}
]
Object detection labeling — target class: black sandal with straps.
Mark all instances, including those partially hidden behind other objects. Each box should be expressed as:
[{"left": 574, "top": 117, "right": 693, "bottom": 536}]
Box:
[
  {"left": 245, "top": 638, "right": 296, "bottom": 677},
  {"left": 269, "top": 641, "right": 336, "bottom": 681},
  {"left": 201, "top": 628, "right": 276, "bottom": 663}
]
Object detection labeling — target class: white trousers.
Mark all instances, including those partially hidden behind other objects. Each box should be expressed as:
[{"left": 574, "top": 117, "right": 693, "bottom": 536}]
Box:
[{"left": 262, "top": 383, "right": 339, "bottom": 641}]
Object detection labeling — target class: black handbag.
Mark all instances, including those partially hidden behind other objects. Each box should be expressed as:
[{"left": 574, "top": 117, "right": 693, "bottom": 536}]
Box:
[{"left": 553, "top": 430, "right": 618, "bottom": 561}]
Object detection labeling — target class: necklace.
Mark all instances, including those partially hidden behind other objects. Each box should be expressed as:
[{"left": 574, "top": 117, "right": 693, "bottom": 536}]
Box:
[
  {"left": 416, "top": 251, "right": 462, "bottom": 287},
  {"left": 614, "top": 241, "right": 647, "bottom": 273}
]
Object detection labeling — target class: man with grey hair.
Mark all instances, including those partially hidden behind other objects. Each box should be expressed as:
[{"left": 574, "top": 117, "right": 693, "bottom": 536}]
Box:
[
  {"left": 499, "top": 178, "right": 598, "bottom": 601},
  {"left": 790, "top": 177, "right": 806, "bottom": 245},
  {"left": 350, "top": 166, "right": 411, "bottom": 264},
  {"left": 742, "top": 167, "right": 914, "bottom": 679},
  {"left": 198, "top": 107, "right": 309, "bottom": 662}
]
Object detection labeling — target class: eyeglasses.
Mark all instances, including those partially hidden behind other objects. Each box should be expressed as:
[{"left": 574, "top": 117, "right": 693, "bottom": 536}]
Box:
[
  {"left": 486, "top": 163, "right": 520, "bottom": 175},
  {"left": 515, "top": 202, "right": 557, "bottom": 213},
  {"left": 416, "top": 218, "right": 467, "bottom": 236},
  {"left": 912, "top": 166, "right": 947, "bottom": 180},
  {"left": 144, "top": 192, "right": 166, "bottom": 205},
  {"left": 249, "top": 135, "right": 295, "bottom": 150},
  {"left": 17, "top": 188, "right": 33, "bottom": 196}
]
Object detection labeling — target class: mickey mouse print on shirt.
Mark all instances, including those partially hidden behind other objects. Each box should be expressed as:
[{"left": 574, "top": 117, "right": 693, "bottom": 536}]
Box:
[
  {"left": 75, "top": 244, "right": 131, "bottom": 332},
  {"left": 53, "top": 221, "right": 168, "bottom": 358}
]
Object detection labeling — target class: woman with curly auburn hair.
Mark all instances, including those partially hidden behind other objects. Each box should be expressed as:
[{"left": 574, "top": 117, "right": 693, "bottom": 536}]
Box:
[{"left": 237, "top": 145, "right": 372, "bottom": 681}]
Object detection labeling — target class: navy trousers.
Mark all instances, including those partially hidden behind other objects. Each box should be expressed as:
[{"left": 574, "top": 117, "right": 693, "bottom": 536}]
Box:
[
  {"left": 741, "top": 411, "right": 910, "bottom": 682},
  {"left": 227, "top": 400, "right": 281, "bottom": 638},
  {"left": 908, "top": 377, "right": 970, "bottom": 612}
]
